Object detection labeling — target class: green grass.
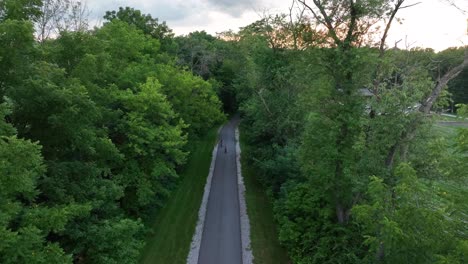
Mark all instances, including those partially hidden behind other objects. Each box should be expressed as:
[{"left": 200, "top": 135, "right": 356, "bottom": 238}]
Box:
[
  {"left": 432, "top": 113, "right": 468, "bottom": 145},
  {"left": 139, "top": 128, "right": 218, "bottom": 264},
  {"left": 432, "top": 124, "right": 459, "bottom": 139},
  {"left": 240, "top": 129, "right": 291, "bottom": 264}
]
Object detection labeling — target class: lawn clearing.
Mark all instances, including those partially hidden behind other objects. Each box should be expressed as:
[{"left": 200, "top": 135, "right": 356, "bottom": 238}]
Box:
[
  {"left": 140, "top": 128, "right": 217, "bottom": 264},
  {"left": 240, "top": 128, "right": 291, "bottom": 264}
]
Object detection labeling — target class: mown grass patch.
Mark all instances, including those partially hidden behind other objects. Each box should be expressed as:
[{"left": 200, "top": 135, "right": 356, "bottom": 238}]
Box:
[
  {"left": 140, "top": 128, "right": 217, "bottom": 264},
  {"left": 431, "top": 113, "right": 468, "bottom": 147},
  {"left": 240, "top": 128, "right": 291, "bottom": 264},
  {"left": 432, "top": 124, "right": 459, "bottom": 139}
]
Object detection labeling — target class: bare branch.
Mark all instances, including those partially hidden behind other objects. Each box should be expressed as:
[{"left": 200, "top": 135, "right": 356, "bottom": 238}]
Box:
[
  {"left": 257, "top": 89, "right": 273, "bottom": 116},
  {"left": 400, "top": 2, "right": 422, "bottom": 9},
  {"left": 297, "top": 0, "right": 342, "bottom": 45},
  {"left": 344, "top": 0, "right": 358, "bottom": 48},
  {"left": 35, "top": 0, "right": 89, "bottom": 41},
  {"left": 379, "top": 0, "right": 405, "bottom": 57},
  {"left": 289, "top": 0, "right": 298, "bottom": 50},
  {"left": 442, "top": 0, "right": 467, "bottom": 15}
]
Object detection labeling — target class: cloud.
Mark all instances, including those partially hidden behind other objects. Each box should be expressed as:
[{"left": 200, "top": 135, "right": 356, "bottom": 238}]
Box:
[
  {"left": 86, "top": 0, "right": 199, "bottom": 22},
  {"left": 85, "top": 0, "right": 270, "bottom": 24},
  {"left": 204, "top": 0, "right": 265, "bottom": 17},
  {"left": 171, "top": 10, "right": 260, "bottom": 36},
  {"left": 84, "top": 0, "right": 264, "bottom": 32},
  {"left": 80, "top": 0, "right": 464, "bottom": 50}
]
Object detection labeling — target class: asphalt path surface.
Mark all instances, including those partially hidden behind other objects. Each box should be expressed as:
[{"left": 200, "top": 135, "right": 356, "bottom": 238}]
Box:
[
  {"left": 437, "top": 121, "right": 468, "bottom": 127},
  {"left": 198, "top": 117, "right": 242, "bottom": 264}
]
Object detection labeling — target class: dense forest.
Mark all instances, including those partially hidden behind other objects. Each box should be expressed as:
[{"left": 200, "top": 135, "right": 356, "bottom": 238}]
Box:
[
  {"left": 228, "top": 1, "right": 468, "bottom": 264},
  {"left": 0, "top": 1, "right": 225, "bottom": 263},
  {"left": 1, "top": 0, "right": 467, "bottom": 263}
]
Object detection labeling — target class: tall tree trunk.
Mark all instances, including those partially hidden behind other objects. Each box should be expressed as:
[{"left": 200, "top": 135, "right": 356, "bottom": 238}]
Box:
[{"left": 334, "top": 118, "right": 352, "bottom": 224}]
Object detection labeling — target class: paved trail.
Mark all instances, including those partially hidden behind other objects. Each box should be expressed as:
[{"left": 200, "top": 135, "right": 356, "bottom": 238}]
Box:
[
  {"left": 197, "top": 117, "right": 242, "bottom": 264},
  {"left": 437, "top": 121, "right": 468, "bottom": 127}
]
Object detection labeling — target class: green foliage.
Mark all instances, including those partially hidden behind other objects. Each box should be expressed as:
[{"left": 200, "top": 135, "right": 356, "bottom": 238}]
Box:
[
  {"left": 0, "top": 4, "right": 224, "bottom": 263},
  {"left": 0, "top": 105, "right": 42, "bottom": 201},
  {"left": 85, "top": 219, "right": 144, "bottom": 264},
  {"left": 175, "top": 31, "right": 220, "bottom": 79},
  {"left": 0, "top": 18, "right": 36, "bottom": 94},
  {"left": 174, "top": 31, "right": 248, "bottom": 114},
  {"left": 0, "top": 104, "right": 74, "bottom": 264},
  {"left": 232, "top": 3, "right": 468, "bottom": 263},
  {"left": 240, "top": 130, "right": 291, "bottom": 264},
  {"left": 275, "top": 181, "right": 365, "bottom": 264},
  {"left": 154, "top": 65, "right": 225, "bottom": 135},
  {"left": 0, "top": 0, "right": 42, "bottom": 21},
  {"left": 104, "top": 6, "right": 175, "bottom": 53},
  {"left": 140, "top": 128, "right": 217, "bottom": 264},
  {"left": 449, "top": 68, "right": 468, "bottom": 106},
  {"left": 2, "top": 1, "right": 466, "bottom": 263},
  {"left": 117, "top": 78, "right": 188, "bottom": 212},
  {"left": 457, "top": 104, "right": 468, "bottom": 118},
  {"left": 354, "top": 163, "right": 467, "bottom": 263}
]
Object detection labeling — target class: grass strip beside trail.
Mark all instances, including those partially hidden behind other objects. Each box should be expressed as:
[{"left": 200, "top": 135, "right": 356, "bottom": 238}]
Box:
[
  {"left": 240, "top": 129, "right": 291, "bottom": 264},
  {"left": 140, "top": 128, "right": 217, "bottom": 264}
]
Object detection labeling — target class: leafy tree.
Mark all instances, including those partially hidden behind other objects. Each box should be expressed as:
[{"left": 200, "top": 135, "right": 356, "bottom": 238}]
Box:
[
  {"left": 0, "top": 104, "right": 75, "bottom": 264},
  {"left": 353, "top": 163, "right": 467, "bottom": 263},
  {"left": 116, "top": 78, "right": 188, "bottom": 213},
  {"left": 0, "top": 0, "right": 42, "bottom": 21},
  {"left": 4, "top": 62, "right": 137, "bottom": 261},
  {"left": 1, "top": 2, "right": 225, "bottom": 263},
  {"left": 154, "top": 65, "right": 225, "bottom": 135},
  {"left": 0, "top": 18, "right": 36, "bottom": 96},
  {"left": 235, "top": 1, "right": 468, "bottom": 262},
  {"left": 104, "top": 6, "right": 175, "bottom": 53},
  {"left": 174, "top": 31, "right": 250, "bottom": 114},
  {"left": 436, "top": 48, "right": 468, "bottom": 107},
  {"left": 82, "top": 219, "right": 144, "bottom": 264},
  {"left": 175, "top": 31, "right": 220, "bottom": 79}
]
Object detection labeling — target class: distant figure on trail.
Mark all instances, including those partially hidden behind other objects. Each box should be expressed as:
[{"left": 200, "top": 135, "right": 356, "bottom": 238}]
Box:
[
  {"left": 224, "top": 146, "right": 227, "bottom": 153},
  {"left": 220, "top": 139, "right": 223, "bottom": 147}
]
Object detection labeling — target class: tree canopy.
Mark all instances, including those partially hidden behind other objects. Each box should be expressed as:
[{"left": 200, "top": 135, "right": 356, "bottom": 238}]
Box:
[
  {"left": 0, "top": 2, "right": 224, "bottom": 262},
  {"left": 0, "top": 0, "right": 467, "bottom": 263}
]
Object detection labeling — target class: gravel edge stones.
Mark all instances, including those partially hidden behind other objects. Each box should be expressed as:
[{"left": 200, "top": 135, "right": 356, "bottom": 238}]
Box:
[
  {"left": 186, "top": 129, "right": 220, "bottom": 264},
  {"left": 236, "top": 127, "right": 254, "bottom": 264}
]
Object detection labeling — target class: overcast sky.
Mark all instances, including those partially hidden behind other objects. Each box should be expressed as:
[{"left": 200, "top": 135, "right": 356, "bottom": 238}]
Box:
[{"left": 86, "top": 0, "right": 467, "bottom": 51}]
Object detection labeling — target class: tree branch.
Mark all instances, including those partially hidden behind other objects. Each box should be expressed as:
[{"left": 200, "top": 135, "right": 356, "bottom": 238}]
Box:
[
  {"left": 419, "top": 47, "right": 468, "bottom": 113},
  {"left": 400, "top": 2, "right": 422, "bottom": 9},
  {"left": 386, "top": 47, "right": 468, "bottom": 169},
  {"left": 379, "top": 0, "right": 405, "bottom": 57},
  {"left": 344, "top": 0, "right": 357, "bottom": 48},
  {"left": 298, "top": 0, "right": 342, "bottom": 45},
  {"left": 257, "top": 89, "right": 273, "bottom": 116}
]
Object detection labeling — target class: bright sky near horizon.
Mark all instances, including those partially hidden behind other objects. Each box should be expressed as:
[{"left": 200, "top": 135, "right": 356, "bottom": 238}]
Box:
[{"left": 87, "top": 0, "right": 468, "bottom": 51}]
